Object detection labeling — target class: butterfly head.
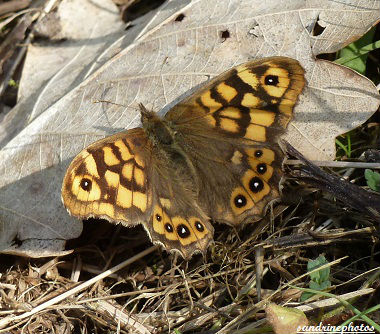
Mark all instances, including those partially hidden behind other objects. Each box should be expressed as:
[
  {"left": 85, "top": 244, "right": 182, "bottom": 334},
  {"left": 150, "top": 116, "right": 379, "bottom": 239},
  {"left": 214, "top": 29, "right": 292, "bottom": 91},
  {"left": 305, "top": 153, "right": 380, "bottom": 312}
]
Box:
[{"left": 139, "top": 103, "right": 174, "bottom": 146}]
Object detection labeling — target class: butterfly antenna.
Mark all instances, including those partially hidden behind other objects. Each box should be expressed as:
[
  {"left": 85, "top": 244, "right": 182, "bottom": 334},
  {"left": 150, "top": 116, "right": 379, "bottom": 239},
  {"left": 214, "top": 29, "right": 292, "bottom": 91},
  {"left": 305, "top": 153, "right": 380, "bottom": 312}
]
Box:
[
  {"left": 139, "top": 103, "right": 158, "bottom": 126},
  {"left": 139, "top": 103, "right": 149, "bottom": 115}
]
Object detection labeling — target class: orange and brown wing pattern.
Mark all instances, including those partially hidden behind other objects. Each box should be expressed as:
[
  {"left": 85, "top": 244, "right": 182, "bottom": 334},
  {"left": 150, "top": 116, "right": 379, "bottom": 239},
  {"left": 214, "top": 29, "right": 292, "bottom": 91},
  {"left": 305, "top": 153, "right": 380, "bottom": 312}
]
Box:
[
  {"left": 61, "top": 56, "right": 305, "bottom": 258},
  {"left": 223, "top": 146, "right": 282, "bottom": 225},
  {"left": 164, "top": 57, "right": 305, "bottom": 227},
  {"left": 165, "top": 56, "right": 305, "bottom": 142},
  {"left": 62, "top": 127, "right": 214, "bottom": 258},
  {"left": 148, "top": 201, "right": 213, "bottom": 258},
  {"left": 61, "top": 128, "right": 152, "bottom": 224}
]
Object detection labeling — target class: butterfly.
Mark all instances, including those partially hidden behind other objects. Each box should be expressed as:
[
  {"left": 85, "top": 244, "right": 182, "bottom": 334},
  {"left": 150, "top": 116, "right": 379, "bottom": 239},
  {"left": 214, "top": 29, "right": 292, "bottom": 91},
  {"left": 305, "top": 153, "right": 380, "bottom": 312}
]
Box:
[{"left": 61, "top": 57, "right": 305, "bottom": 258}]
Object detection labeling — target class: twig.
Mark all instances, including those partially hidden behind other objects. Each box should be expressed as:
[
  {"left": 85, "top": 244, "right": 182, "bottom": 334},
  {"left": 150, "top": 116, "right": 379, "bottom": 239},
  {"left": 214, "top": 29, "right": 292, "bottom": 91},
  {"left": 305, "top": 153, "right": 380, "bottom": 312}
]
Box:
[
  {"left": 0, "top": 0, "right": 30, "bottom": 16},
  {"left": 285, "top": 142, "right": 380, "bottom": 218},
  {"left": 285, "top": 159, "right": 380, "bottom": 169},
  {"left": 295, "top": 288, "right": 375, "bottom": 312}
]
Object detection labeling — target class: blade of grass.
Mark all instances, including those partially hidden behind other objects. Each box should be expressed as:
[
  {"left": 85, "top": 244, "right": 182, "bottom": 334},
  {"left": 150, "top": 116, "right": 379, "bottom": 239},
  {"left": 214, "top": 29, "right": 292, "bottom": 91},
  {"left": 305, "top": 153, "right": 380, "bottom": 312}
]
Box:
[
  {"left": 340, "top": 304, "right": 380, "bottom": 327},
  {"left": 334, "top": 41, "right": 380, "bottom": 74},
  {"left": 335, "top": 27, "right": 377, "bottom": 74},
  {"left": 336, "top": 137, "right": 350, "bottom": 157},
  {"left": 289, "top": 286, "right": 380, "bottom": 331},
  {"left": 335, "top": 40, "right": 380, "bottom": 65}
]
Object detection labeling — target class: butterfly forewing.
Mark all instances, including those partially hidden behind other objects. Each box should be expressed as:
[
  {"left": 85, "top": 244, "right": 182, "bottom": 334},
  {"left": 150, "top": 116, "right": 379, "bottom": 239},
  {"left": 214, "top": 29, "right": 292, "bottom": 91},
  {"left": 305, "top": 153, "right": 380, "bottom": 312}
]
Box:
[
  {"left": 62, "top": 129, "right": 153, "bottom": 224},
  {"left": 62, "top": 129, "right": 214, "bottom": 258},
  {"left": 165, "top": 57, "right": 305, "bottom": 136},
  {"left": 164, "top": 57, "right": 305, "bottom": 226}
]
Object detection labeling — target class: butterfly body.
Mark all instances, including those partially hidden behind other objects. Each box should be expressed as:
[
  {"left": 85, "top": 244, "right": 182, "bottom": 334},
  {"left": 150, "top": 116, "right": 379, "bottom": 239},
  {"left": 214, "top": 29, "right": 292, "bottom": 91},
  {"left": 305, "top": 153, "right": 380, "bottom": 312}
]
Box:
[{"left": 62, "top": 57, "right": 305, "bottom": 258}]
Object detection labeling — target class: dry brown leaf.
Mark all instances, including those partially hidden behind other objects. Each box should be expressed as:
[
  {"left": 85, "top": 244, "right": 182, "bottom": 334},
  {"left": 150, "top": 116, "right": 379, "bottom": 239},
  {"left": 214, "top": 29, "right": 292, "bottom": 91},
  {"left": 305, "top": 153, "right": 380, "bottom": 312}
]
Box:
[{"left": 0, "top": 0, "right": 379, "bottom": 256}]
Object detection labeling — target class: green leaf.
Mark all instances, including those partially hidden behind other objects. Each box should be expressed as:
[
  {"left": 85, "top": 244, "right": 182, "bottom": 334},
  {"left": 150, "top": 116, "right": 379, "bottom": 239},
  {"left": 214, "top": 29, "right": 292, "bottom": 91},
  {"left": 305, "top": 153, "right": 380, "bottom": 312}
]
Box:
[
  {"left": 319, "top": 264, "right": 330, "bottom": 282},
  {"left": 307, "top": 255, "right": 330, "bottom": 284},
  {"left": 319, "top": 280, "right": 331, "bottom": 290},
  {"left": 365, "top": 169, "right": 380, "bottom": 192},
  {"left": 301, "top": 256, "right": 332, "bottom": 301},
  {"left": 335, "top": 27, "right": 377, "bottom": 74},
  {"left": 309, "top": 280, "right": 322, "bottom": 290},
  {"left": 8, "top": 79, "right": 18, "bottom": 88},
  {"left": 300, "top": 291, "right": 314, "bottom": 302}
]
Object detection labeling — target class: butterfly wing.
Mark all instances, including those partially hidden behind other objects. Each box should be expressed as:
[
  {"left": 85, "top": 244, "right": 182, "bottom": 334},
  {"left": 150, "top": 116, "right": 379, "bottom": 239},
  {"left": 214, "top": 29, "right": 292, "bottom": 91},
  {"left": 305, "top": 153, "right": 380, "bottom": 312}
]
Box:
[
  {"left": 62, "top": 128, "right": 213, "bottom": 258},
  {"left": 164, "top": 57, "right": 305, "bottom": 225},
  {"left": 62, "top": 128, "right": 153, "bottom": 224},
  {"left": 148, "top": 158, "right": 214, "bottom": 258}
]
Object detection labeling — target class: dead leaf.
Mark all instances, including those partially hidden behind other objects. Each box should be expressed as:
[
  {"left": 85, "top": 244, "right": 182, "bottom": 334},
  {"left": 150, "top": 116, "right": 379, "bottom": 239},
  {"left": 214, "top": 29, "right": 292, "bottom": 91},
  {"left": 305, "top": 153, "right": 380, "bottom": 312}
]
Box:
[
  {"left": 0, "top": 0, "right": 379, "bottom": 256},
  {"left": 266, "top": 303, "right": 308, "bottom": 334}
]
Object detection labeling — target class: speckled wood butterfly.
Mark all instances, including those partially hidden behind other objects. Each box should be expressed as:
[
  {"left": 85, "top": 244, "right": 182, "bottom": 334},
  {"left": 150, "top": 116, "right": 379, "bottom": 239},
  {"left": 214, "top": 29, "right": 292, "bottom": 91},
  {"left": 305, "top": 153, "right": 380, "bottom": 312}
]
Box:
[{"left": 61, "top": 56, "right": 305, "bottom": 258}]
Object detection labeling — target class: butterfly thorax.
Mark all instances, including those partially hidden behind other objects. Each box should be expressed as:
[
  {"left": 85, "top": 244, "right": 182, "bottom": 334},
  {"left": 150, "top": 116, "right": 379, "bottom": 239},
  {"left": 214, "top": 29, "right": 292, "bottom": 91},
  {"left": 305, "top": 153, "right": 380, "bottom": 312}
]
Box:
[
  {"left": 140, "top": 105, "right": 201, "bottom": 196},
  {"left": 140, "top": 105, "right": 174, "bottom": 146}
]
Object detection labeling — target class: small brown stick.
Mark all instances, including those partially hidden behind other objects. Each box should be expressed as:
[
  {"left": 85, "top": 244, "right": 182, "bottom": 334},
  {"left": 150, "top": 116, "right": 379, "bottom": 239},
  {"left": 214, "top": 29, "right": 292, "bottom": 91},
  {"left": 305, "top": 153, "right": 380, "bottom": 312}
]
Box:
[
  {"left": 284, "top": 141, "right": 380, "bottom": 219},
  {"left": 0, "top": 0, "right": 30, "bottom": 16},
  {"left": 286, "top": 160, "right": 380, "bottom": 169}
]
